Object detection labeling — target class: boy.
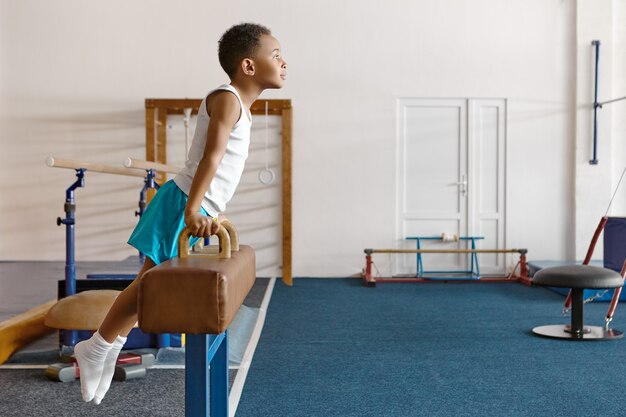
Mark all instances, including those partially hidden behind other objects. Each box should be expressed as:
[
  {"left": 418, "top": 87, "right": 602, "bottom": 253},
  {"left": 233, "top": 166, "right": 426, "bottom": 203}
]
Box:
[{"left": 73, "top": 22, "right": 287, "bottom": 404}]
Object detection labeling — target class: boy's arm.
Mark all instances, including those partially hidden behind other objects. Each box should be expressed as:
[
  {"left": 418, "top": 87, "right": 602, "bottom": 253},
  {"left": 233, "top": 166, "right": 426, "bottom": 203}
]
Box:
[{"left": 184, "top": 92, "right": 241, "bottom": 237}]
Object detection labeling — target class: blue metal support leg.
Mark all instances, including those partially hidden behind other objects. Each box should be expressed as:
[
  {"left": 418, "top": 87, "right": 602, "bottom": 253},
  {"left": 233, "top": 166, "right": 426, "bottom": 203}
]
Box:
[
  {"left": 186, "top": 331, "right": 229, "bottom": 417},
  {"left": 57, "top": 169, "right": 85, "bottom": 347},
  {"left": 135, "top": 169, "right": 160, "bottom": 264},
  {"left": 157, "top": 334, "right": 171, "bottom": 348},
  {"left": 416, "top": 239, "right": 423, "bottom": 277},
  {"left": 210, "top": 331, "right": 229, "bottom": 417},
  {"left": 406, "top": 236, "right": 485, "bottom": 280}
]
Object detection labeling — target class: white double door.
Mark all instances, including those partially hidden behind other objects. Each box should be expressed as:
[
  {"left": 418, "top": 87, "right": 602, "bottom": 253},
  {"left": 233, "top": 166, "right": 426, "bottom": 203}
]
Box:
[{"left": 396, "top": 98, "right": 506, "bottom": 276}]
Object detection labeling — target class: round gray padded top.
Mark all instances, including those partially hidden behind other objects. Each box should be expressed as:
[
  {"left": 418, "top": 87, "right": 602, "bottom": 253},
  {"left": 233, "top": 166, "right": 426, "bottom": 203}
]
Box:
[{"left": 533, "top": 265, "right": 623, "bottom": 289}]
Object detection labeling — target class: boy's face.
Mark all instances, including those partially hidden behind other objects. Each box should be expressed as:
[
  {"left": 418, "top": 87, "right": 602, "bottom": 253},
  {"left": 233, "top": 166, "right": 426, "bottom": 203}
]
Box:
[{"left": 252, "top": 35, "right": 287, "bottom": 89}]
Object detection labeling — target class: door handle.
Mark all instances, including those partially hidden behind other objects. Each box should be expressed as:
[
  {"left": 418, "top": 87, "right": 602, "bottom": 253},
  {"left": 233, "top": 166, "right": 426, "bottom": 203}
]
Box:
[{"left": 455, "top": 175, "right": 467, "bottom": 196}]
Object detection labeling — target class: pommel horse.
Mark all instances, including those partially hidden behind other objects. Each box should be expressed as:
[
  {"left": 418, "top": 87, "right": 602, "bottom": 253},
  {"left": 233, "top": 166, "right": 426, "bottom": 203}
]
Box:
[{"left": 138, "top": 221, "right": 256, "bottom": 417}]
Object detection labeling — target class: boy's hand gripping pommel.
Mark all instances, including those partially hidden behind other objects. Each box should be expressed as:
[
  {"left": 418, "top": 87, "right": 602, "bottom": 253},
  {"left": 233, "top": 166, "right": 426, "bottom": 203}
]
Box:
[{"left": 184, "top": 212, "right": 220, "bottom": 238}]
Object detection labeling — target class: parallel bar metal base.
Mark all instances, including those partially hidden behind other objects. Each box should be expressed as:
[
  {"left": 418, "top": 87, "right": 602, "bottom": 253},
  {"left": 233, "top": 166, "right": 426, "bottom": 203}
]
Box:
[{"left": 532, "top": 324, "right": 623, "bottom": 340}]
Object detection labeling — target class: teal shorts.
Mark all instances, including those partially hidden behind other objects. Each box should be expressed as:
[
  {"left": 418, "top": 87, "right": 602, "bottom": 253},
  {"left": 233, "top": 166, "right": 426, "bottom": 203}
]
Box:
[{"left": 128, "top": 180, "right": 208, "bottom": 265}]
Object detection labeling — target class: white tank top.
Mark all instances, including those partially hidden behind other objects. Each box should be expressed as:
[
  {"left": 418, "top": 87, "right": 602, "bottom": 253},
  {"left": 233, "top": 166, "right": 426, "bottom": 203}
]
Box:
[{"left": 173, "top": 84, "right": 252, "bottom": 216}]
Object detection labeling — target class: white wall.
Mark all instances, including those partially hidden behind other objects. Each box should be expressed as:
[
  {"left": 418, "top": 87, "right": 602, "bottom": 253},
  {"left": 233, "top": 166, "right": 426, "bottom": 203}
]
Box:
[
  {"left": 611, "top": 0, "right": 626, "bottom": 218},
  {"left": 575, "top": 0, "right": 626, "bottom": 259},
  {"left": 0, "top": 0, "right": 624, "bottom": 276}
]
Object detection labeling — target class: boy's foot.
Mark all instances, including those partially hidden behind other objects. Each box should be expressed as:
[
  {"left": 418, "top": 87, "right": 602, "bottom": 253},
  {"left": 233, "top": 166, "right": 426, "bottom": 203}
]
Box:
[
  {"left": 93, "top": 335, "right": 127, "bottom": 405},
  {"left": 73, "top": 332, "right": 113, "bottom": 402}
]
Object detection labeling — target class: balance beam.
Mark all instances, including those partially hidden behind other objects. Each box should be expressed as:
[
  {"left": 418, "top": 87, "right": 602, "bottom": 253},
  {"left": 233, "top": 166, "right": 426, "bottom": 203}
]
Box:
[{"left": 138, "top": 223, "right": 256, "bottom": 417}]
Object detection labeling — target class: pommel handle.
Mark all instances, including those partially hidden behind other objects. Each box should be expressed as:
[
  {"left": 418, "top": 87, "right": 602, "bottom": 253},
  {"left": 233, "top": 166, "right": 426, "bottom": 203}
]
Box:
[
  {"left": 178, "top": 226, "right": 231, "bottom": 259},
  {"left": 219, "top": 218, "right": 239, "bottom": 251}
]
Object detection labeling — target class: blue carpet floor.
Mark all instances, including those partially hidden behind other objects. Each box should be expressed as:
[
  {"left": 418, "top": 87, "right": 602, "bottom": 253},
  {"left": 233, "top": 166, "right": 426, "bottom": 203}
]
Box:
[{"left": 235, "top": 279, "right": 626, "bottom": 417}]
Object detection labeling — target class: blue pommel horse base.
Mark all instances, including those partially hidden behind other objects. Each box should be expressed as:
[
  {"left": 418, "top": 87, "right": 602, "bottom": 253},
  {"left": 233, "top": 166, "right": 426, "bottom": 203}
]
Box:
[{"left": 137, "top": 224, "right": 256, "bottom": 416}]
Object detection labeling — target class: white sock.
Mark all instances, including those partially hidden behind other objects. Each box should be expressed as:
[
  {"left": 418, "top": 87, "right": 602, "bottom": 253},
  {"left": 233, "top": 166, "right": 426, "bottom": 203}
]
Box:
[
  {"left": 93, "top": 335, "right": 127, "bottom": 405},
  {"left": 73, "top": 331, "right": 113, "bottom": 402}
]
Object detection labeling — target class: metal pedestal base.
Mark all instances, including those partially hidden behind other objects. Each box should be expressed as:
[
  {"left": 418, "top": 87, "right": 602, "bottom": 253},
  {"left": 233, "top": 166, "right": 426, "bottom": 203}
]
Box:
[
  {"left": 532, "top": 288, "right": 623, "bottom": 340},
  {"left": 532, "top": 324, "right": 623, "bottom": 340}
]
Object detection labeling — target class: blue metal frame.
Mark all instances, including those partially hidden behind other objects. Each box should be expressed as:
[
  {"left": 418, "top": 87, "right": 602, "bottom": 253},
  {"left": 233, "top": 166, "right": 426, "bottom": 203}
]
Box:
[
  {"left": 591, "top": 40, "right": 600, "bottom": 165},
  {"left": 135, "top": 169, "right": 160, "bottom": 263},
  {"left": 590, "top": 39, "right": 626, "bottom": 166},
  {"left": 186, "top": 331, "right": 229, "bottom": 417},
  {"left": 56, "top": 169, "right": 85, "bottom": 346},
  {"left": 406, "top": 236, "right": 484, "bottom": 280}
]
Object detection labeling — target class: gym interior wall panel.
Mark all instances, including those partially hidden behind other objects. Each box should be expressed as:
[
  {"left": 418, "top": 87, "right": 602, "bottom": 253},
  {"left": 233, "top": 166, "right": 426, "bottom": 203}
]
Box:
[
  {"left": 610, "top": 0, "right": 626, "bottom": 216},
  {"left": 574, "top": 0, "right": 616, "bottom": 260}
]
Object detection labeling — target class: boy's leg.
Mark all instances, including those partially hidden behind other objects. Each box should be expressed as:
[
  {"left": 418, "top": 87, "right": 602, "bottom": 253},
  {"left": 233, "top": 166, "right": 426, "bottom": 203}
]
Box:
[
  {"left": 74, "top": 258, "right": 155, "bottom": 402},
  {"left": 90, "top": 258, "right": 156, "bottom": 404},
  {"left": 98, "top": 257, "right": 156, "bottom": 343}
]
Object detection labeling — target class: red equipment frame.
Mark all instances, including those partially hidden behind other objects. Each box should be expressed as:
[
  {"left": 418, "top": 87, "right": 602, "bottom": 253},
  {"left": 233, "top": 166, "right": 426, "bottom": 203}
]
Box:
[{"left": 563, "top": 216, "right": 626, "bottom": 325}]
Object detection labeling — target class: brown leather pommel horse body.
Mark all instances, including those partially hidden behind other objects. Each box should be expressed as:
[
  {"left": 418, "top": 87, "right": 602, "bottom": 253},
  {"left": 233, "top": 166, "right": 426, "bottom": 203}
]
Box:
[{"left": 138, "top": 221, "right": 256, "bottom": 416}]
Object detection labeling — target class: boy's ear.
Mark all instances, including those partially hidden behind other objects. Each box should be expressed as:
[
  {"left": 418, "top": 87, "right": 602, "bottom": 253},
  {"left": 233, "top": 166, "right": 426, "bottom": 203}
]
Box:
[{"left": 241, "top": 58, "right": 255, "bottom": 76}]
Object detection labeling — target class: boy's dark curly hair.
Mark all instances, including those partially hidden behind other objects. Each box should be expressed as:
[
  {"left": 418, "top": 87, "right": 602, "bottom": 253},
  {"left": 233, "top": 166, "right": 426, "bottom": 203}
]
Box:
[{"left": 218, "top": 23, "right": 271, "bottom": 78}]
